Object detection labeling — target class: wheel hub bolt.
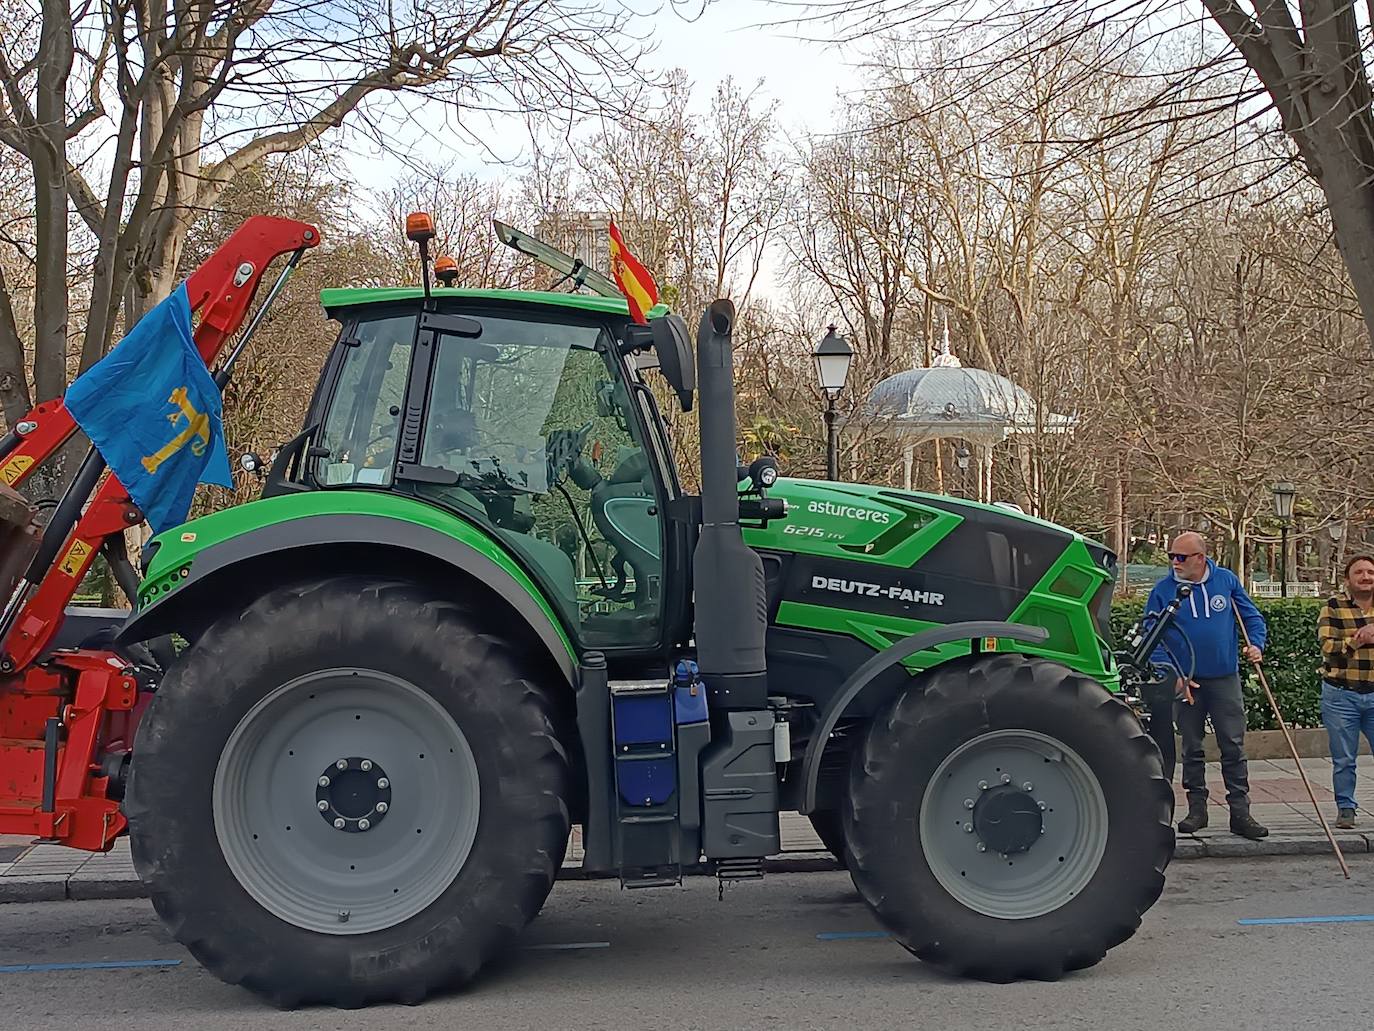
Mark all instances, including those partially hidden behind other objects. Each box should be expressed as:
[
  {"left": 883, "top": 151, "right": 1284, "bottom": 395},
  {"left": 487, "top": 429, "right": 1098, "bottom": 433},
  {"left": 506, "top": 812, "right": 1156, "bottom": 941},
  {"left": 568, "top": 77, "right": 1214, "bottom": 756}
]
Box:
[
  {"left": 1022, "top": 782, "right": 1034, "bottom": 792},
  {"left": 1037, "top": 801, "right": 1047, "bottom": 811},
  {"left": 376, "top": 801, "right": 389, "bottom": 813},
  {"left": 361, "top": 760, "right": 373, "bottom": 771},
  {"left": 377, "top": 777, "right": 389, "bottom": 790},
  {"left": 976, "top": 842, "right": 987, "bottom": 852},
  {"left": 358, "top": 818, "right": 371, "bottom": 831},
  {"left": 335, "top": 759, "right": 348, "bottom": 770},
  {"left": 978, "top": 780, "right": 989, "bottom": 790},
  {"left": 317, "top": 800, "right": 329, "bottom": 811},
  {"left": 333, "top": 817, "right": 346, "bottom": 829},
  {"left": 963, "top": 798, "right": 975, "bottom": 809},
  {"left": 964, "top": 823, "right": 973, "bottom": 833},
  {"left": 1000, "top": 773, "right": 1011, "bottom": 784},
  {"left": 318, "top": 775, "right": 330, "bottom": 787}
]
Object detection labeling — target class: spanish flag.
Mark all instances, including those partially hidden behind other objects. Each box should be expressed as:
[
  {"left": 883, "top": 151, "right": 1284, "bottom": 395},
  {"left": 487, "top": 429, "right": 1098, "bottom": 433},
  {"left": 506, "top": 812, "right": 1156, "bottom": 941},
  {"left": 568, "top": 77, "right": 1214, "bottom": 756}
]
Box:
[{"left": 608, "top": 219, "right": 658, "bottom": 324}]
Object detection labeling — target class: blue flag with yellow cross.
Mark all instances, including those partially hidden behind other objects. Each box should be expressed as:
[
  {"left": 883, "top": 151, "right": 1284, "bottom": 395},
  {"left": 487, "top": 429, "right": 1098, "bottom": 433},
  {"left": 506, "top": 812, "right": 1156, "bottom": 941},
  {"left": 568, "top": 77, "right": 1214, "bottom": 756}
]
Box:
[{"left": 65, "top": 283, "right": 234, "bottom": 534}]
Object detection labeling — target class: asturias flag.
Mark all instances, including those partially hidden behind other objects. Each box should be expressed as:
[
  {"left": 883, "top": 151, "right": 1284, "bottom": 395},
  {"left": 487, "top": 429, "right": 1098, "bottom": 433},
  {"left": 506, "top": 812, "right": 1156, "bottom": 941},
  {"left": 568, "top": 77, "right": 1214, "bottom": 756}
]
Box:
[
  {"left": 65, "top": 283, "right": 234, "bottom": 534},
  {"left": 608, "top": 219, "right": 659, "bottom": 324}
]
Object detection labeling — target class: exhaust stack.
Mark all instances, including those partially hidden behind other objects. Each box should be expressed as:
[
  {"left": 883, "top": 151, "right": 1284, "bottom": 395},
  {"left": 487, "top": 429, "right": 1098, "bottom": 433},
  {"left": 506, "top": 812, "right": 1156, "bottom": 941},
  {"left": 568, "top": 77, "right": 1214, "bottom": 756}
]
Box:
[{"left": 692, "top": 299, "right": 768, "bottom": 708}]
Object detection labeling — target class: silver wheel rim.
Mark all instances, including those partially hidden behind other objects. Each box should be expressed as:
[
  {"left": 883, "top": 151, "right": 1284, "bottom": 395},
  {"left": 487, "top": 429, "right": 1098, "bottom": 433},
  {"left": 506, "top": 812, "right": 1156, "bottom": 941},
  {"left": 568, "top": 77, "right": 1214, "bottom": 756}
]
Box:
[
  {"left": 919, "top": 729, "right": 1108, "bottom": 920},
  {"left": 213, "top": 668, "right": 480, "bottom": 935}
]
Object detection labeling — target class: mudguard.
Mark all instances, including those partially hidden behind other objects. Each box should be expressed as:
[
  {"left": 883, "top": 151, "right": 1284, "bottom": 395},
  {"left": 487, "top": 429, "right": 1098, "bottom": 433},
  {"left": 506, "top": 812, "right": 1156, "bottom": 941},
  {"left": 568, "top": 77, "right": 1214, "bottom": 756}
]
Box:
[
  {"left": 797, "top": 619, "right": 1050, "bottom": 814},
  {"left": 116, "top": 492, "right": 577, "bottom": 685}
]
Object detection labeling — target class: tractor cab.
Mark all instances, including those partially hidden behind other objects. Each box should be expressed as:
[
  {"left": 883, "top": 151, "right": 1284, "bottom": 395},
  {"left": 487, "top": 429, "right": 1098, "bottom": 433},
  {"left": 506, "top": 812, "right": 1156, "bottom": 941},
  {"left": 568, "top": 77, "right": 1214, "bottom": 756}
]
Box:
[{"left": 263, "top": 224, "right": 700, "bottom": 656}]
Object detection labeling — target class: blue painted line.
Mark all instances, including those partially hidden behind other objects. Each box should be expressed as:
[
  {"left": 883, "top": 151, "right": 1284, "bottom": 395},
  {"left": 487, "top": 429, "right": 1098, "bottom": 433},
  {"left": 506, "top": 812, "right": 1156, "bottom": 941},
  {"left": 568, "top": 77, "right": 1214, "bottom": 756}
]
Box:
[
  {"left": 1238, "top": 915, "right": 1374, "bottom": 926},
  {"left": 817, "top": 930, "right": 891, "bottom": 941},
  {"left": 0, "top": 959, "right": 182, "bottom": 974}
]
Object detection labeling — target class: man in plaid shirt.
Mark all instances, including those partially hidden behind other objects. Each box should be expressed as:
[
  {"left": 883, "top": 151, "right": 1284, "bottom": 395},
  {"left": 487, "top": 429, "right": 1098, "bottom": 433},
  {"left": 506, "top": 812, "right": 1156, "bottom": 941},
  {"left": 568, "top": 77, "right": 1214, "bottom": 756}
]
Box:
[{"left": 1318, "top": 554, "right": 1374, "bottom": 829}]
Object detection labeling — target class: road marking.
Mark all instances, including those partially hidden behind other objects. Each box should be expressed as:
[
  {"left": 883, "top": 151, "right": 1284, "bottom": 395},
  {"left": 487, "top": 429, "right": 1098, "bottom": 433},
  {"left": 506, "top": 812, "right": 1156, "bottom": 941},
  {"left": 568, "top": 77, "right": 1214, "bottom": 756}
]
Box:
[
  {"left": 0, "top": 959, "right": 183, "bottom": 974},
  {"left": 524, "top": 941, "right": 611, "bottom": 951},
  {"left": 816, "top": 931, "right": 891, "bottom": 941},
  {"left": 1238, "top": 915, "right": 1374, "bottom": 926}
]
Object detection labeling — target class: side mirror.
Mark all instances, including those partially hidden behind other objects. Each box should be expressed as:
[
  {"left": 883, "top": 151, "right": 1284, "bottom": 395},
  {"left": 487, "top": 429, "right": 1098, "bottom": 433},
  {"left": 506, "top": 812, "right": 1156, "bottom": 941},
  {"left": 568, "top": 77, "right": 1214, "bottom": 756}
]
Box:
[{"left": 649, "top": 314, "right": 695, "bottom": 412}]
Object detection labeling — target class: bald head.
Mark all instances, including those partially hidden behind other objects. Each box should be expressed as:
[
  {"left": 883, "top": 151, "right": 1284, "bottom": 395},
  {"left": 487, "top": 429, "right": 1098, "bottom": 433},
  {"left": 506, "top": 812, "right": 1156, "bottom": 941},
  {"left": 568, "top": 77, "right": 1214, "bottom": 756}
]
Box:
[
  {"left": 1167, "top": 532, "right": 1209, "bottom": 580},
  {"left": 1172, "top": 532, "right": 1205, "bottom": 553}
]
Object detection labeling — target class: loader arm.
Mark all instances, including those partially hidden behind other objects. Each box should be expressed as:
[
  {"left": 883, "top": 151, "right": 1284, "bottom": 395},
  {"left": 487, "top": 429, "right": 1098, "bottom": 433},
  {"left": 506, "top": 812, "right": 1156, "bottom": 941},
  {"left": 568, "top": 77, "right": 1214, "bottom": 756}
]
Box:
[{"left": 0, "top": 216, "right": 320, "bottom": 673}]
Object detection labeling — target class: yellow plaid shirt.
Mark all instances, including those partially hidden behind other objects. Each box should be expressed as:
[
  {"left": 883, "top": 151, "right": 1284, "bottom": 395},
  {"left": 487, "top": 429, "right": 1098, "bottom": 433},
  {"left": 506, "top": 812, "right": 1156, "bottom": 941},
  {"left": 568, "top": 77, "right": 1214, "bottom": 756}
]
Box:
[{"left": 1318, "top": 591, "right": 1374, "bottom": 693}]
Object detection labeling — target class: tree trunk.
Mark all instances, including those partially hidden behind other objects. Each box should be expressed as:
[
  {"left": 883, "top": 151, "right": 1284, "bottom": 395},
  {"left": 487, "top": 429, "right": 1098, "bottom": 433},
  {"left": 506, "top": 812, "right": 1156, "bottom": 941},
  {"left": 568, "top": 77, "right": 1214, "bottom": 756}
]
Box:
[
  {"left": 0, "top": 266, "right": 32, "bottom": 426},
  {"left": 31, "top": 0, "right": 75, "bottom": 401}
]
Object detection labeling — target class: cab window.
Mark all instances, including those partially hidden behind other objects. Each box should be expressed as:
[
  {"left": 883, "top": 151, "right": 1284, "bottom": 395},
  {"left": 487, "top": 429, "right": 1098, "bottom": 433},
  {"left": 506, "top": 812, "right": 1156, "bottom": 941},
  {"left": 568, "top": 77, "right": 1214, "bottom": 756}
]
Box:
[
  {"left": 314, "top": 314, "right": 415, "bottom": 487},
  {"left": 411, "top": 313, "right": 664, "bottom": 649}
]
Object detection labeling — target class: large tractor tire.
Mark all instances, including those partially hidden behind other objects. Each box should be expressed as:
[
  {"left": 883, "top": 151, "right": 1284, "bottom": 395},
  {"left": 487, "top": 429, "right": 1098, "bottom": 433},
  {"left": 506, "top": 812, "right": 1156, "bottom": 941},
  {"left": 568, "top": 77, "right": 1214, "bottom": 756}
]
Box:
[
  {"left": 125, "top": 577, "right": 571, "bottom": 1008},
  {"left": 844, "top": 653, "right": 1173, "bottom": 983}
]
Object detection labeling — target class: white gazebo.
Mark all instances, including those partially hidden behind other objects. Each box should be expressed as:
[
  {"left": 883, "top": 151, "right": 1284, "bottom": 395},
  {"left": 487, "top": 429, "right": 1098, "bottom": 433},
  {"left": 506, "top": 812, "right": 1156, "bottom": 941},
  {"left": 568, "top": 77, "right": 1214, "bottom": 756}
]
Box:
[{"left": 858, "top": 325, "right": 1075, "bottom": 501}]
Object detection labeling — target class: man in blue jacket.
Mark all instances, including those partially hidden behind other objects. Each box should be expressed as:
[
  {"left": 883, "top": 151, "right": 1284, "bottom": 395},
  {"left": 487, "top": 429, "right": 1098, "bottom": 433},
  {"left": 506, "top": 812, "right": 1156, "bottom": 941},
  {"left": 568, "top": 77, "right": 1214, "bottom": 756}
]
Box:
[{"left": 1146, "top": 532, "right": 1270, "bottom": 840}]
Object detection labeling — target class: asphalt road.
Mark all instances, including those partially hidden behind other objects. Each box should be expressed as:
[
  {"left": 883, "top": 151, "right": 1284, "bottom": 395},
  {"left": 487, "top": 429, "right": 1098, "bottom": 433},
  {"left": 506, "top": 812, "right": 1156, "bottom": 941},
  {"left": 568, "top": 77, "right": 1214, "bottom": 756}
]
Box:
[{"left": 2, "top": 855, "right": 1371, "bottom": 1030}]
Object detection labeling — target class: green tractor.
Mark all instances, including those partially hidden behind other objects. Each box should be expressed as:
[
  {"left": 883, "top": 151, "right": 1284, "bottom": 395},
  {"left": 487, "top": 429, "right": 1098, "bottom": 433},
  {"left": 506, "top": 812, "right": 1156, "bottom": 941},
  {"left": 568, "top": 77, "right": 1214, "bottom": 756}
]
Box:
[{"left": 116, "top": 220, "right": 1175, "bottom": 1007}]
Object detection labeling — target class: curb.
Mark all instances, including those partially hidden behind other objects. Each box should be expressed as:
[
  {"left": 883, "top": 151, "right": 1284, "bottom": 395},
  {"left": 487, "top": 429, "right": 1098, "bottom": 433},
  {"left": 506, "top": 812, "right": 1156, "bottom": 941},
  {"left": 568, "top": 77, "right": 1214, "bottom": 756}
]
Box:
[
  {"left": 1206, "top": 728, "right": 1373, "bottom": 762},
  {"left": 3, "top": 841, "right": 1367, "bottom": 904}
]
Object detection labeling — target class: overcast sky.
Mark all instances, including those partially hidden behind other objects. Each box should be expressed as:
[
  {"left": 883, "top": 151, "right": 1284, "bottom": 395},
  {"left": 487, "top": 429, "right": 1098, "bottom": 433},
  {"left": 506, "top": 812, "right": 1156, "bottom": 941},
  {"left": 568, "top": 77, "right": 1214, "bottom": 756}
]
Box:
[{"left": 342, "top": 2, "right": 866, "bottom": 201}]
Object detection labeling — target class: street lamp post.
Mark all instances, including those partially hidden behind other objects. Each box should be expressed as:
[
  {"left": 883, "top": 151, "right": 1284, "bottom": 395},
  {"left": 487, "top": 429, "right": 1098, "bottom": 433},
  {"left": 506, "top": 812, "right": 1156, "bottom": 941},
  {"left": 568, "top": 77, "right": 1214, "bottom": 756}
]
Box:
[
  {"left": 1271, "top": 481, "right": 1296, "bottom": 598},
  {"left": 955, "top": 444, "right": 971, "bottom": 498},
  {"left": 813, "top": 325, "right": 853, "bottom": 481}
]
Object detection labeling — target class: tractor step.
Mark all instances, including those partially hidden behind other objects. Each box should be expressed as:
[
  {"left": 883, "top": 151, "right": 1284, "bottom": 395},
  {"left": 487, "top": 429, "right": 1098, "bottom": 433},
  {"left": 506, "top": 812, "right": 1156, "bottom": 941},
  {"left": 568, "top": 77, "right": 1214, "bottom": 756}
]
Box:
[
  {"left": 620, "top": 865, "right": 682, "bottom": 889},
  {"left": 714, "top": 857, "right": 764, "bottom": 898},
  {"left": 609, "top": 677, "right": 694, "bottom": 882}
]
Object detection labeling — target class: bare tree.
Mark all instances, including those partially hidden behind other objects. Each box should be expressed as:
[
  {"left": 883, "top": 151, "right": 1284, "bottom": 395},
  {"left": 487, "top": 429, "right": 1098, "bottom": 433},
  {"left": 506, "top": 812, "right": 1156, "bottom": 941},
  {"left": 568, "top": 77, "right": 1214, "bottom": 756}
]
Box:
[
  {"left": 0, "top": 0, "right": 655, "bottom": 440},
  {"left": 785, "top": 0, "right": 1374, "bottom": 358}
]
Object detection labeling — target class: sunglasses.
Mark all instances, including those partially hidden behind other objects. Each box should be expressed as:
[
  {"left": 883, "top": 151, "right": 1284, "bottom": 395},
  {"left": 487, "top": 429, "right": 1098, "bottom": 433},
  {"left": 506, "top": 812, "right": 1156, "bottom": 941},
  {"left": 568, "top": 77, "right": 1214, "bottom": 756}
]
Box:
[{"left": 1167, "top": 552, "right": 1202, "bottom": 563}]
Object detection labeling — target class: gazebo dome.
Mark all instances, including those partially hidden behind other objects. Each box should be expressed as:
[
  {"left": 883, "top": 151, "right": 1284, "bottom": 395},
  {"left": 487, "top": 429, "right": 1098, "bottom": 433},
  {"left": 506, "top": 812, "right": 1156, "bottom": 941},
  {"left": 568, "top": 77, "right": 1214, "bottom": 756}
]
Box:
[
  {"left": 859, "top": 324, "right": 1074, "bottom": 445},
  {"left": 848, "top": 321, "right": 1075, "bottom": 500},
  {"left": 861, "top": 365, "right": 1074, "bottom": 446}
]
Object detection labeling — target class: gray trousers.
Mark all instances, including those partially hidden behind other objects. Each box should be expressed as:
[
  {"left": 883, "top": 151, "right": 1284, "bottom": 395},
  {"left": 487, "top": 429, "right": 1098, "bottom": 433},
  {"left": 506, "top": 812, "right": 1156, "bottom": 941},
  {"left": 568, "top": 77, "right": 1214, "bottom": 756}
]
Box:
[{"left": 1176, "top": 673, "right": 1250, "bottom": 811}]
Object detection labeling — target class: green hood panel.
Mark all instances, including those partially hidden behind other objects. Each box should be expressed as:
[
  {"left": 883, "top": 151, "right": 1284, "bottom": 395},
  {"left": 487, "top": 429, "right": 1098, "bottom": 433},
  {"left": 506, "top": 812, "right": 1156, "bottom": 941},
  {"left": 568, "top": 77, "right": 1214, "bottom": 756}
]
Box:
[
  {"left": 746, "top": 477, "right": 1116, "bottom": 685},
  {"left": 741, "top": 477, "right": 1088, "bottom": 559}
]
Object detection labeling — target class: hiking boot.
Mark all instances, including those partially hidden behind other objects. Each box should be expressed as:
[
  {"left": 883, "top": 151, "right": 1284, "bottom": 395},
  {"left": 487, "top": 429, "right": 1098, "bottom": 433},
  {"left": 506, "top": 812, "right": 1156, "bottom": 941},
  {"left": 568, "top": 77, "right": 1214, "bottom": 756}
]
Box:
[
  {"left": 1178, "top": 800, "right": 1209, "bottom": 834},
  {"left": 1336, "top": 808, "right": 1357, "bottom": 830},
  {"left": 1230, "top": 811, "right": 1269, "bottom": 839}
]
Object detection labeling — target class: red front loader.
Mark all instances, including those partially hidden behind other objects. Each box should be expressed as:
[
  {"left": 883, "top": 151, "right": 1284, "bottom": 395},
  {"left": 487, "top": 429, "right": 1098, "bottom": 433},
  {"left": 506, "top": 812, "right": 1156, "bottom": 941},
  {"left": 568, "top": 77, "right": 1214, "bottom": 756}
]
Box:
[{"left": 0, "top": 216, "right": 319, "bottom": 851}]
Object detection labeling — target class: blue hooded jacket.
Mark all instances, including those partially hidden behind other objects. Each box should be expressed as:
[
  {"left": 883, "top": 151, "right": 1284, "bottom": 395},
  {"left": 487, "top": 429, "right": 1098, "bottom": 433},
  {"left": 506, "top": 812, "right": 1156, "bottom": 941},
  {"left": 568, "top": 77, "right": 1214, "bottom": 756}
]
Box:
[{"left": 1145, "top": 559, "right": 1267, "bottom": 680}]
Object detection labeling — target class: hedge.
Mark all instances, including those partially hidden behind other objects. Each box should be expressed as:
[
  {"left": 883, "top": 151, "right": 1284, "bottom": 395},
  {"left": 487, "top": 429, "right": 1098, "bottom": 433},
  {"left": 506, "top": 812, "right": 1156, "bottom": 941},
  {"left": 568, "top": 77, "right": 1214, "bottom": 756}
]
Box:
[{"left": 1110, "top": 596, "right": 1327, "bottom": 731}]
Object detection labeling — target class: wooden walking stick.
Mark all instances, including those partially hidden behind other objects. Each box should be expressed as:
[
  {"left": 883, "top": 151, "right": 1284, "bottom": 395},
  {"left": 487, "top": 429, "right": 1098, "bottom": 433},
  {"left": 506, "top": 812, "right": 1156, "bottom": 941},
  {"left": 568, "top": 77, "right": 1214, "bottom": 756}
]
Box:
[{"left": 1234, "top": 607, "right": 1350, "bottom": 878}]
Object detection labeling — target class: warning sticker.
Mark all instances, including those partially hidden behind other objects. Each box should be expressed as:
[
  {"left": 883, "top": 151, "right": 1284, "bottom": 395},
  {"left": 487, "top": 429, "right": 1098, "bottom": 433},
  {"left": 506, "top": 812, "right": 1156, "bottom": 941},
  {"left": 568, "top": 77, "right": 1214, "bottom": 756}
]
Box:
[
  {"left": 59, "top": 539, "right": 93, "bottom": 578},
  {"left": 0, "top": 453, "right": 34, "bottom": 485}
]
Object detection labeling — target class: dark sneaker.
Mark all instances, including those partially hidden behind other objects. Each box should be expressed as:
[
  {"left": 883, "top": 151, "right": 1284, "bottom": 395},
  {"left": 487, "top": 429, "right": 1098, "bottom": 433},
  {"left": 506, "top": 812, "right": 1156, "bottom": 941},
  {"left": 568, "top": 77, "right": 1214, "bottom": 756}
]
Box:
[
  {"left": 1178, "top": 801, "right": 1209, "bottom": 834},
  {"left": 1230, "top": 811, "right": 1269, "bottom": 839},
  {"left": 1336, "top": 809, "right": 1356, "bottom": 830}
]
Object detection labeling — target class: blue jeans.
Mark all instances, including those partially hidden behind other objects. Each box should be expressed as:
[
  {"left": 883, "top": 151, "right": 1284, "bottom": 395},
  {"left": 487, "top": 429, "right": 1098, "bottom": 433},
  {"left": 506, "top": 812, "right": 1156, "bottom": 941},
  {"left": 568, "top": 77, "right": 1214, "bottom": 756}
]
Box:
[{"left": 1320, "top": 682, "right": 1374, "bottom": 811}]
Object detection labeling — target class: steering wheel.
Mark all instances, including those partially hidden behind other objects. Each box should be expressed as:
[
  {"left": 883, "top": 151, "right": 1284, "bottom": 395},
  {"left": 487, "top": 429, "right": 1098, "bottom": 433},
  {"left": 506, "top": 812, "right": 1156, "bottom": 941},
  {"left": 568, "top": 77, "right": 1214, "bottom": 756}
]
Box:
[{"left": 545, "top": 420, "right": 594, "bottom": 487}]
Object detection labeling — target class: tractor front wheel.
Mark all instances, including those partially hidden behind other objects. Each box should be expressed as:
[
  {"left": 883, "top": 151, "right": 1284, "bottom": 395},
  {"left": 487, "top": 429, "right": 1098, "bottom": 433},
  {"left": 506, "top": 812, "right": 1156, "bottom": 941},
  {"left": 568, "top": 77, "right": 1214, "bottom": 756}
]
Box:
[
  {"left": 844, "top": 653, "right": 1173, "bottom": 982},
  {"left": 125, "top": 577, "right": 571, "bottom": 1008}
]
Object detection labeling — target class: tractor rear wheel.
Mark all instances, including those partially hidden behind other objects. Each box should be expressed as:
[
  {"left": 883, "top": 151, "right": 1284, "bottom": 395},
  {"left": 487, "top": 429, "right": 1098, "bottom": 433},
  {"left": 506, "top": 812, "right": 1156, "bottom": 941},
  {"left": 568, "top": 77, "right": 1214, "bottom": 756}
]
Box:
[
  {"left": 844, "top": 653, "right": 1172, "bottom": 982},
  {"left": 125, "top": 577, "right": 571, "bottom": 1008}
]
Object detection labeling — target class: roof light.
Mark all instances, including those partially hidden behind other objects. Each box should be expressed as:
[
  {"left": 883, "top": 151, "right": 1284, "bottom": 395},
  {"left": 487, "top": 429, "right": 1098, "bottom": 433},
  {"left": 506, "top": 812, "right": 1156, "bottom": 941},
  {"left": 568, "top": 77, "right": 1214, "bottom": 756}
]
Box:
[
  {"left": 405, "top": 212, "right": 436, "bottom": 243},
  {"left": 434, "top": 255, "right": 459, "bottom": 287}
]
